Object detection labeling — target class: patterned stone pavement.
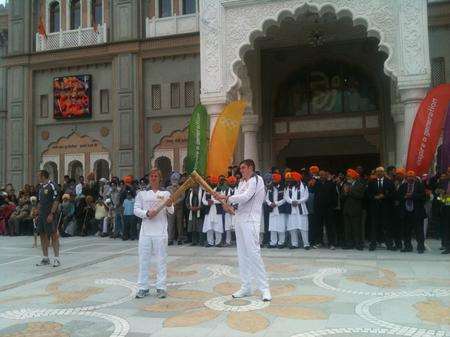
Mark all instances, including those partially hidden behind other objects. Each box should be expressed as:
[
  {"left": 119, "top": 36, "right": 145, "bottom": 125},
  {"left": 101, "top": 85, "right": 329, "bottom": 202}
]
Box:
[{"left": 1, "top": 237, "right": 450, "bottom": 337}]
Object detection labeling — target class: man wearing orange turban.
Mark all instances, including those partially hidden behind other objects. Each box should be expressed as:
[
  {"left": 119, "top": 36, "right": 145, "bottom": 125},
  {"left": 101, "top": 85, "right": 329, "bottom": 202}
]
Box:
[
  {"left": 284, "top": 171, "right": 310, "bottom": 249},
  {"left": 202, "top": 176, "right": 224, "bottom": 247},
  {"left": 398, "top": 169, "right": 426, "bottom": 253},
  {"left": 309, "top": 166, "right": 320, "bottom": 177},
  {"left": 341, "top": 169, "right": 365, "bottom": 250},
  {"left": 266, "top": 172, "right": 287, "bottom": 248}
]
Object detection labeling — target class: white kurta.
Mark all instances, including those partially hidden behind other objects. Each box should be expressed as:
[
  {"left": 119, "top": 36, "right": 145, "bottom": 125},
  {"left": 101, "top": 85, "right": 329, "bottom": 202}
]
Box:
[
  {"left": 284, "top": 184, "right": 309, "bottom": 231},
  {"left": 134, "top": 188, "right": 174, "bottom": 291},
  {"left": 224, "top": 187, "right": 236, "bottom": 231},
  {"left": 202, "top": 189, "right": 224, "bottom": 233},
  {"left": 266, "top": 186, "right": 286, "bottom": 232}
]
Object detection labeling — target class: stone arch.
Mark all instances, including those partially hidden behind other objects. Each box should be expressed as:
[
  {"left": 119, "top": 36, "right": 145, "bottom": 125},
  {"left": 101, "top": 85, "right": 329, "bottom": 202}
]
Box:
[
  {"left": 227, "top": 2, "right": 396, "bottom": 97},
  {"left": 43, "top": 161, "right": 59, "bottom": 183}
]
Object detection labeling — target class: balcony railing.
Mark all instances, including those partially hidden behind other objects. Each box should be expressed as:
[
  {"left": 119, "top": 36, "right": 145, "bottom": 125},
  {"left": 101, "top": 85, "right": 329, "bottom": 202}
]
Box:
[
  {"left": 36, "top": 24, "right": 107, "bottom": 52},
  {"left": 145, "top": 13, "right": 199, "bottom": 38}
]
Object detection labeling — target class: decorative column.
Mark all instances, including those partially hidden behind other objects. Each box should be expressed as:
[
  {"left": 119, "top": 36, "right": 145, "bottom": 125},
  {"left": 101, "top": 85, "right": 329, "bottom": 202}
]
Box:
[
  {"left": 204, "top": 102, "right": 225, "bottom": 137},
  {"left": 241, "top": 114, "right": 259, "bottom": 169},
  {"left": 398, "top": 88, "right": 428, "bottom": 166},
  {"left": 112, "top": 53, "right": 140, "bottom": 178},
  {"left": 391, "top": 103, "right": 405, "bottom": 167},
  {"left": 0, "top": 32, "right": 7, "bottom": 186}
]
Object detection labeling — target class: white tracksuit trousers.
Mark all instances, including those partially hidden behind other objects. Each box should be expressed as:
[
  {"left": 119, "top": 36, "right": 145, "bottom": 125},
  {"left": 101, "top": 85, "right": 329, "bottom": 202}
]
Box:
[
  {"left": 235, "top": 220, "right": 269, "bottom": 292},
  {"left": 137, "top": 235, "right": 167, "bottom": 291}
]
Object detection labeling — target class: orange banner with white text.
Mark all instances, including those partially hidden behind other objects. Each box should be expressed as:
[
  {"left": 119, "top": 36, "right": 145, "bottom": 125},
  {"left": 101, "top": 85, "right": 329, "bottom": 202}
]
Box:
[{"left": 206, "top": 101, "right": 247, "bottom": 177}]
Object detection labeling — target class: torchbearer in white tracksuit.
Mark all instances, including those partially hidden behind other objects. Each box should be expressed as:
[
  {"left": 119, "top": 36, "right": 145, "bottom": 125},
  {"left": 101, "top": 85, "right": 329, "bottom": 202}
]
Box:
[
  {"left": 215, "top": 159, "right": 272, "bottom": 302},
  {"left": 202, "top": 176, "right": 224, "bottom": 247},
  {"left": 134, "top": 168, "right": 174, "bottom": 299},
  {"left": 284, "top": 171, "right": 310, "bottom": 250},
  {"left": 266, "top": 173, "right": 286, "bottom": 248}
]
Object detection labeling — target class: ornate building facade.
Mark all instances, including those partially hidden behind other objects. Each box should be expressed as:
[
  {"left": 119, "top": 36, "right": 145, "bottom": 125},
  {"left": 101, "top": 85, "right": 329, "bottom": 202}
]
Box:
[{"left": 0, "top": 0, "right": 449, "bottom": 187}]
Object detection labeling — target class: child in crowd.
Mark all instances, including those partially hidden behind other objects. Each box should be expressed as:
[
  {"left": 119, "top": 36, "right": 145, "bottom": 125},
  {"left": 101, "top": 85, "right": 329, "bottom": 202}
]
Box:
[{"left": 122, "top": 191, "right": 137, "bottom": 240}]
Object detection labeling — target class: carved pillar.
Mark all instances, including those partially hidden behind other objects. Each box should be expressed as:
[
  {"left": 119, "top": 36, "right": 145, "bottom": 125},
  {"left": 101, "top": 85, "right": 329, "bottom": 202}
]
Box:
[
  {"left": 391, "top": 103, "right": 405, "bottom": 167},
  {"left": 112, "top": 53, "right": 140, "bottom": 178},
  {"left": 204, "top": 101, "right": 225, "bottom": 137},
  {"left": 111, "top": 0, "right": 140, "bottom": 42},
  {"left": 241, "top": 114, "right": 259, "bottom": 169},
  {"left": 0, "top": 32, "right": 7, "bottom": 186},
  {"left": 398, "top": 88, "right": 428, "bottom": 166}
]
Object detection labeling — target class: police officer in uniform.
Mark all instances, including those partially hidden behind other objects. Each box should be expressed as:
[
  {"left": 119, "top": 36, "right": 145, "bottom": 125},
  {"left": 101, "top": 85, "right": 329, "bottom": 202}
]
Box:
[{"left": 36, "top": 170, "right": 61, "bottom": 267}]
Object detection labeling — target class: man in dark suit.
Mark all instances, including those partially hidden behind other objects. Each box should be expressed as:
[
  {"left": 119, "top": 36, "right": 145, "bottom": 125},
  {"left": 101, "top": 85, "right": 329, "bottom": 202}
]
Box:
[
  {"left": 313, "top": 170, "right": 338, "bottom": 249},
  {"left": 367, "top": 167, "right": 395, "bottom": 251},
  {"left": 436, "top": 170, "right": 450, "bottom": 254},
  {"left": 398, "top": 170, "right": 426, "bottom": 253},
  {"left": 341, "top": 169, "right": 366, "bottom": 250}
]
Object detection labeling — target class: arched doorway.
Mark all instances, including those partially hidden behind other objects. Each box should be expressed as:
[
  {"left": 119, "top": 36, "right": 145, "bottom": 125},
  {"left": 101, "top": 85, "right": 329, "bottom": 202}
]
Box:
[
  {"left": 155, "top": 156, "right": 172, "bottom": 186},
  {"left": 68, "top": 160, "right": 83, "bottom": 182},
  {"left": 240, "top": 9, "right": 390, "bottom": 171},
  {"left": 43, "top": 161, "right": 58, "bottom": 183},
  {"left": 94, "top": 159, "right": 110, "bottom": 180}
]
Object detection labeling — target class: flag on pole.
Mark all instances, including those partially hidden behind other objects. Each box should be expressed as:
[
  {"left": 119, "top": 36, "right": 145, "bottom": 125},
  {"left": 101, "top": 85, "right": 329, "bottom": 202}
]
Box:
[
  {"left": 186, "top": 104, "right": 208, "bottom": 176},
  {"left": 206, "top": 100, "right": 247, "bottom": 177},
  {"left": 38, "top": 16, "right": 47, "bottom": 38}
]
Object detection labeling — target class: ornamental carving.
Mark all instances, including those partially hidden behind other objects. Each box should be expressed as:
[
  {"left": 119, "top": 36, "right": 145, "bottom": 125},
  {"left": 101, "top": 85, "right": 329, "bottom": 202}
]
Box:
[
  {"left": 41, "top": 130, "right": 50, "bottom": 140},
  {"left": 200, "top": 0, "right": 430, "bottom": 102}
]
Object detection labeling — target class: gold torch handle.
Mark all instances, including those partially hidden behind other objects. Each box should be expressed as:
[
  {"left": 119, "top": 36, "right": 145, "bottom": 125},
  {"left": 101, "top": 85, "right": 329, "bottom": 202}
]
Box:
[{"left": 191, "top": 171, "right": 235, "bottom": 215}]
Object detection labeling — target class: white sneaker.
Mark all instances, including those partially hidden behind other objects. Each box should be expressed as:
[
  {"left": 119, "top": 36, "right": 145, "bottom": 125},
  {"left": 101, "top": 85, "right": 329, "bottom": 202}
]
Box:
[
  {"left": 232, "top": 288, "right": 252, "bottom": 298},
  {"left": 52, "top": 258, "right": 60, "bottom": 268},
  {"left": 261, "top": 289, "right": 272, "bottom": 302}
]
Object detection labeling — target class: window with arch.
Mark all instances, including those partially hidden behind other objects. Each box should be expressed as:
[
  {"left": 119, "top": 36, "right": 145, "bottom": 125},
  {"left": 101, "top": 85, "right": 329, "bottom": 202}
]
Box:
[
  {"left": 49, "top": 1, "right": 60, "bottom": 33},
  {"left": 70, "top": 0, "right": 81, "bottom": 30},
  {"left": 68, "top": 160, "right": 84, "bottom": 181},
  {"left": 94, "top": 159, "right": 110, "bottom": 180},
  {"left": 274, "top": 60, "right": 379, "bottom": 117},
  {"left": 182, "top": 0, "right": 196, "bottom": 14},
  {"left": 92, "top": 0, "right": 103, "bottom": 25},
  {"left": 159, "top": 0, "right": 172, "bottom": 18}
]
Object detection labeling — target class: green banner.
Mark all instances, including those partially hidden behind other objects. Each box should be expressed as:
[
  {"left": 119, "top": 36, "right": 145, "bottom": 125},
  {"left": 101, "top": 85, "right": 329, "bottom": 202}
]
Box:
[{"left": 186, "top": 104, "right": 208, "bottom": 175}]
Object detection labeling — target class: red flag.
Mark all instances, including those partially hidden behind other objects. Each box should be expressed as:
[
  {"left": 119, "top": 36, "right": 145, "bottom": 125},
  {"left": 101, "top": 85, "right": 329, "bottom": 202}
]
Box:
[
  {"left": 38, "top": 16, "right": 47, "bottom": 38},
  {"left": 406, "top": 84, "right": 450, "bottom": 175}
]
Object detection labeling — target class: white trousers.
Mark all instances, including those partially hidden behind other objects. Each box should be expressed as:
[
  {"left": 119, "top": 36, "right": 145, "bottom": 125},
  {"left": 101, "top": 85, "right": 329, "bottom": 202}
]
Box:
[
  {"left": 225, "top": 230, "right": 232, "bottom": 244},
  {"left": 207, "top": 230, "right": 222, "bottom": 246},
  {"left": 137, "top": 235, "right": 167, "bottom": 291},
  {"left": 270, "top": 231, "right": 286, "bottom": 246},
  {"left": 235, "top": 220, "right": 269, "bottom": 292},
  {"left": 289, "top": 229, "right": 310, "bottom": 247}
]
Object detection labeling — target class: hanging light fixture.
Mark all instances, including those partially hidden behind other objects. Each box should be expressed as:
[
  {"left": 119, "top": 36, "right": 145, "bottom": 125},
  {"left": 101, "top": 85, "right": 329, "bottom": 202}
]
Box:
[{"left": 308, "top": 29, "right": 326, "bottom": 47}]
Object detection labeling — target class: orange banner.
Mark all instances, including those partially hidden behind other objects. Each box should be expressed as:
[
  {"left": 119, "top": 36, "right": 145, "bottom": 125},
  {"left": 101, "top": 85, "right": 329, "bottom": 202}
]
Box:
[
  {"left": 406, "top": 84, "right": 450, "bottom": 176},
  {"left": 206, "top": 101, "right": 247, "bottom": 177}
]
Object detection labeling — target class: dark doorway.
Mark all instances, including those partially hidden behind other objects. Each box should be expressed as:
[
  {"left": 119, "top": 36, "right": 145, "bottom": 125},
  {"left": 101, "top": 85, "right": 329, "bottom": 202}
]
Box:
[{"left": 286, "top": 153, "right": 380, "bottom": 174}]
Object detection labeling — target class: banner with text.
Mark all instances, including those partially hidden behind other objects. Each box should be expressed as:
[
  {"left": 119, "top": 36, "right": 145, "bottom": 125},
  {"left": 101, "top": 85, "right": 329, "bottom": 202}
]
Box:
[{"left": 406, "top": 84, "right": 450, "bottom": 175}]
